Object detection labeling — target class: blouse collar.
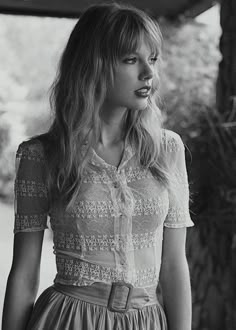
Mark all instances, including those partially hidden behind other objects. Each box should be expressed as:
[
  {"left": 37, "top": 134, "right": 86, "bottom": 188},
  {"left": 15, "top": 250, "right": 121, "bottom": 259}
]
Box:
[{"left": 82, "top": 140, "right": 135, "bottom": 172}]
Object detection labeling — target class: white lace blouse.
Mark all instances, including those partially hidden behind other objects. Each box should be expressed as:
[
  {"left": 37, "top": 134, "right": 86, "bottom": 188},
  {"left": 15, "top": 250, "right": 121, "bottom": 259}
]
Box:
[{"left": 14, "top": 129, "right": 194, "bottom": 288}]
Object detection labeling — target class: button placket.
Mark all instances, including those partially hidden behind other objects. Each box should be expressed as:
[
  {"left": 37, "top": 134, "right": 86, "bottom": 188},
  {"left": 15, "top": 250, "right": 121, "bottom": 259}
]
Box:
[{"left": 113, "top": 181, "right": 119, "bottom": 189}]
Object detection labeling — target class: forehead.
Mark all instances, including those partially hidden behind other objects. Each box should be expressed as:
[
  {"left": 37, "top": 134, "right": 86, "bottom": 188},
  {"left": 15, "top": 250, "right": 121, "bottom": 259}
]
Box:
[
  {"left": 131, "top": 37, "right": 157, "bottom": 55},
  {"left": 121, "top": 30, "right": 159, "bottom": 57}
]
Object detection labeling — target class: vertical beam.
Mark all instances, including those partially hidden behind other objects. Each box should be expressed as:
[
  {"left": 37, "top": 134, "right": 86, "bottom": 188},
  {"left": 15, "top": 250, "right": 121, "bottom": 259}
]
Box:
[{"left": 216, "top": 0, "right": 236, "bottom": 120}]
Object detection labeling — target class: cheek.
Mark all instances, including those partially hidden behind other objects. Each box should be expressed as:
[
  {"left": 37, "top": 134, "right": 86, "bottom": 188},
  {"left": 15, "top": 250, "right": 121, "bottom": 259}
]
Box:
[
  {"left": 107, "top": 67, "right": 138, "bottom": 103},
  {"left": 152, "top": 73, "right": 159, "bottom": 90},
  {"left": 113, "top": 77, "right": 127, "bottom": 92},
  {"left": 109, "top": 78, "right": 132, "bottom": 100},
  {"left": 113, "top": 68, "right": 135, "bottom": 89}
]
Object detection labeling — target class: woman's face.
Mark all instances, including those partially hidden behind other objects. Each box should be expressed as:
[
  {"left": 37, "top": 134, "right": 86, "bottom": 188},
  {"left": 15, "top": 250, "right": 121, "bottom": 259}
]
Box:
[{"left": 105, "top": 38, "right": 158, "bottom": 112}]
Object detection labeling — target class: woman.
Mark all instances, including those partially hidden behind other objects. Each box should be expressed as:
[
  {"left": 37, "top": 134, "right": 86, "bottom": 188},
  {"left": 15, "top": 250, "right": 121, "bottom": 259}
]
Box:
[{"left": 2, "top": 2, "right": 194, "bottom": 329}]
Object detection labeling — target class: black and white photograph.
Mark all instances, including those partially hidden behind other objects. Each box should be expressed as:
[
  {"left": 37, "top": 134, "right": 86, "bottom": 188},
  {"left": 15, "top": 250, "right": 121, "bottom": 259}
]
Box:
[{"left": 0, "top": 1, "right": 235, "bottom": 329}]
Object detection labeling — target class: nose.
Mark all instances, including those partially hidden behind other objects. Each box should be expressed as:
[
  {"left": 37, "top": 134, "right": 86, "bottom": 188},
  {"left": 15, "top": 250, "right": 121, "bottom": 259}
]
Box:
[{"left": 139, "top": 62, "right": 154, "bottom": 81}]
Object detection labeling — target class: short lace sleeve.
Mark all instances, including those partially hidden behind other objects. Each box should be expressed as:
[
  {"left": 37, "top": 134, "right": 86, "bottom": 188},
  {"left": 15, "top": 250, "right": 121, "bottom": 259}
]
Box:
[
  {"left": 163, "top": 130, "right": 194, "bottom": 228},
  {"left": 14, "top": 140, "right": 49, "bottom": 234}
]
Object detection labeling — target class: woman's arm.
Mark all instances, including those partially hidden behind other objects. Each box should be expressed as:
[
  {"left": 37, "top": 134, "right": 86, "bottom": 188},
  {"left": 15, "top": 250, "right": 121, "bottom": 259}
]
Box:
[
  {"left": 2, "top": 230, "right": 44, "bottom": 330},
  {"left": 160, "top": 227, "right": 192, "bottom": 330}
]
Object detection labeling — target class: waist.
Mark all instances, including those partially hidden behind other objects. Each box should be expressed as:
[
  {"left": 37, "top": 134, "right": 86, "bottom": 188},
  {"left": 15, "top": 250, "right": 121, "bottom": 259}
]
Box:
[
  {"left": 54, "top": 255, "right": 160, "bottom": 287},
  {"left": 53, "top": 281, "right": 159, "bottom": 312}
]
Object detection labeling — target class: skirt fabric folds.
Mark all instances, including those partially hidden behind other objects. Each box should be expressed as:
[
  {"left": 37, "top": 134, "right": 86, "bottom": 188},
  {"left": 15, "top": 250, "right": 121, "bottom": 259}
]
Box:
[{"left": 26, "top": 282, "right": 168, "bottom": 330}]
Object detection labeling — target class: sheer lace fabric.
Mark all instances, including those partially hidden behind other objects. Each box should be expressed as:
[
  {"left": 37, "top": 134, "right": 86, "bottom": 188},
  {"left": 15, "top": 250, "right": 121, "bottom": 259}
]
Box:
[{"left": 14, "top": 130, "right": 194, "bottom": 288}]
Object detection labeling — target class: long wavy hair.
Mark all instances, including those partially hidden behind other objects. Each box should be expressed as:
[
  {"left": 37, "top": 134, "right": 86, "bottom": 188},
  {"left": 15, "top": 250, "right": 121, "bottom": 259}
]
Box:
[{"left": 33, "top": 2, "right": 171, "bottom": 211}]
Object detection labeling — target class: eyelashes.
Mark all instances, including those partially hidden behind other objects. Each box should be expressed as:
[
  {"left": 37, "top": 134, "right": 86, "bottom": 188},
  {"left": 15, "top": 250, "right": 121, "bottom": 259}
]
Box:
[{"left": 123, "top": 56, "right": 158, "bottom": 64}]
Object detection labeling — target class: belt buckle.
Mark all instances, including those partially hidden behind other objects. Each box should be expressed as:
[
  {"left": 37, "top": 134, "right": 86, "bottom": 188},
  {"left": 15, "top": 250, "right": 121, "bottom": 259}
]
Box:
[{"left": 107, "top": 281, "right": 133, "bottom": 313}]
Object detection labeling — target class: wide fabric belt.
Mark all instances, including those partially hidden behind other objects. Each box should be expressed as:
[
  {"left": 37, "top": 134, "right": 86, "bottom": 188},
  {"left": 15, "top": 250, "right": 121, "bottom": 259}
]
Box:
[{"left": 53, "top": 281, "right": 159, "bottom": 313}]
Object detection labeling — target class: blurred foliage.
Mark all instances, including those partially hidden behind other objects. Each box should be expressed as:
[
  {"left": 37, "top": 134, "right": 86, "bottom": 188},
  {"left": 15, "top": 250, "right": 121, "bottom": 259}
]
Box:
[
  {"left": 202, "top": 105, "right": 236, "bottom": 217},
  {"left": 0, "top": 121, "right": 15, "bottom": 201},
  {"left": 0, "top": 15, "right": 76, "bottom": 202},
  {"left": 157, "top": 13, "right": 227, "bottom": 218},
  {"left": 0, "top": 122, "right": 9, "bottom": 155}
]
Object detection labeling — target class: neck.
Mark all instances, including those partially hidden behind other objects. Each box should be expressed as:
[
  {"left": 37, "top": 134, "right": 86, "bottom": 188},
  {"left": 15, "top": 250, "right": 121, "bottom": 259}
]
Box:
[{"left": 99, "top": 106, "right": 128, "bottom": 147}]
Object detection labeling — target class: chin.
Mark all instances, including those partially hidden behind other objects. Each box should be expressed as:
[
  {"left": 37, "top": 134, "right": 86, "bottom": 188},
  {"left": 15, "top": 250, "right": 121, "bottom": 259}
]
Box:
[
  {"left": 129, "top": 99, "right": 148, "bottom": 111},
  {"left": 137, "top": 101, "right": 149, "bottom": 111},
  {"left": 140, "top": 101, "right": 149, "bottom": 109}
]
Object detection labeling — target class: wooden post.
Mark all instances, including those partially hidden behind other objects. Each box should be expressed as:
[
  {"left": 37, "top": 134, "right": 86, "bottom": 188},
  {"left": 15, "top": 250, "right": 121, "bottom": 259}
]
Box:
[{"left": 216, "top": 0, "right": 236, "bottom": 120}]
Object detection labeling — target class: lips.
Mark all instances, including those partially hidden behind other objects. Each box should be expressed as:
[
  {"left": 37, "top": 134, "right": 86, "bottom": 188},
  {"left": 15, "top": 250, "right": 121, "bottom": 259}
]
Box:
[
  {"left": 135, "top": 86, "right": 151, "bottom": 92},
  {"left": 134, "top": 86, "right": 151, "bottom": 97}
]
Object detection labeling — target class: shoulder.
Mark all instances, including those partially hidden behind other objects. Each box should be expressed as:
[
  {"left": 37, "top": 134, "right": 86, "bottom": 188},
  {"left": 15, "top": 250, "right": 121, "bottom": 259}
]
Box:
[
  {"left": 161, "top": 129, "right": 184, "bottom": 153},
  {"left": 16, "top": 137, "right": 46, "bottom": 162}
]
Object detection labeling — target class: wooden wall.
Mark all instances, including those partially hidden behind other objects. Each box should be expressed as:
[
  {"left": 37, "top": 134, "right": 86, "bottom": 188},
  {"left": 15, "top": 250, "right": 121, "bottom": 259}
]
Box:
[{"left": 0, "top": 0, "right": 217, "bottom": 18}]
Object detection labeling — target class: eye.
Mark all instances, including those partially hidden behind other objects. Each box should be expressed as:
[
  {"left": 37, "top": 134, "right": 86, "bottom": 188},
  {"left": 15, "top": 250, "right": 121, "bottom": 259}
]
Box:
[
  {"left": 150, "top": 56, "right": 158, "bottom": 64},
  {"left": 123, "top": 57, "right": 137, "bottom": 64}
]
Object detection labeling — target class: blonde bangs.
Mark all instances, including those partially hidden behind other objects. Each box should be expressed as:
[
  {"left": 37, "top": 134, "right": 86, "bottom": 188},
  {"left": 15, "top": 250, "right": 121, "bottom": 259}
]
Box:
[{"left": 103, "top": 9, "right": 162, "bottom": 65}]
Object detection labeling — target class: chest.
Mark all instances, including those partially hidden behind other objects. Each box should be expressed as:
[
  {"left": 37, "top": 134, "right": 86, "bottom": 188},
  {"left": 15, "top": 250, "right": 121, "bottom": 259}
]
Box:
[
  {"left": 51, "top": 158, "right": 169, "bottom": 235},
  {"left": 94, "top": 142, "right": 125, "bottom": 168}
]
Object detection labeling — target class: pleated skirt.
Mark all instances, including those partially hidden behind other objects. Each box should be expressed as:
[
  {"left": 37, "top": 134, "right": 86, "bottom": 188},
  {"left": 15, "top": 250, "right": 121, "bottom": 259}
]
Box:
[{"left": 26, "top": 282, "right": 168, "bottom": 330}]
